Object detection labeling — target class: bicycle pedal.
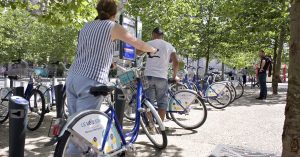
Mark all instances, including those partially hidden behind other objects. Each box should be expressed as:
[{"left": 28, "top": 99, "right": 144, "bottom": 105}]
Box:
[{"left": 126, "top": 144, "right": 136, "bottom": 153}]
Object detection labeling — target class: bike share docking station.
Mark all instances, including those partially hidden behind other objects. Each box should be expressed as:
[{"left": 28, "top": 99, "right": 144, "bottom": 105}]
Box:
[
  {"left": 8, "top": 77, "right": 29, "bottom": 157},
  {"left": 45, "top": 81, "right": 67, "bottom": 146}
]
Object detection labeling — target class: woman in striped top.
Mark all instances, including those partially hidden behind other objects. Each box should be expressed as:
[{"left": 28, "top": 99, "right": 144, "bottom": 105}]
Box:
[{"left": 66, "top": 0, "right": 157, "bottom": 118}]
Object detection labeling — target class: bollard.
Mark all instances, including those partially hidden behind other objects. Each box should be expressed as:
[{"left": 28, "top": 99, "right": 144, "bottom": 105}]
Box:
[
  {"left": 14, "top": 87, "right": 24, "bottom": 98},
  {"left": 9, "top": 96, "right": 29, "bottom": 157},
  {"left": 54, "top": 84, "right": 64, "bottom": 118},
  {"left": 114, "top": 87, "right": 126, "bottom": 128}
]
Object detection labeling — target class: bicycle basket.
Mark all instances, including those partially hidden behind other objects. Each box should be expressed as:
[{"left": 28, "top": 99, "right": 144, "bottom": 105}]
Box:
[
  {"left": 34, "top": 67, "right": 49, "bottom": 77},
  {"left": 119, "top": 70, "right": 136, "bottom": 86},
  {"left": 118, "top": 70, "right": 149, "bottom": 94}
]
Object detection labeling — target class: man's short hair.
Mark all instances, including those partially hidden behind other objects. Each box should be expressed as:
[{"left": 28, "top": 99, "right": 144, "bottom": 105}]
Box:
[{"left": 152, "top": 27, "right": 164, "bottom": 35}]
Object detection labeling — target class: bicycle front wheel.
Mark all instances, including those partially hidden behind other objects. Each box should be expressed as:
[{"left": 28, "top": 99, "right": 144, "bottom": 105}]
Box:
[
  {"left": 27, "top": 89, "right": 45, "bottom": 131},
  {"left": 0, "top": 88, "right": 12, "bottom": 123},
  {"left": 169, "top": 89, "right": 207, "bottom": 130},
  {"left": 140, "top": 100, "right": 167, "bottom": 149},
  {"left": 207, "top": 83, "right": 232, "bottom": 109}
]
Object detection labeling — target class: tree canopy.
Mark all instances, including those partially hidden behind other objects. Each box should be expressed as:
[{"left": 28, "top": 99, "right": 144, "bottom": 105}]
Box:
[{"left": 0, "top": 0, "right": 290, "bottom": 69}]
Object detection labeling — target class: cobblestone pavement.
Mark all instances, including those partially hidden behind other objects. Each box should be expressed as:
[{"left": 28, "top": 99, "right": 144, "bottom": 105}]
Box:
[{"left": 0, "top": 83, "right": 287, "bottom": 157}]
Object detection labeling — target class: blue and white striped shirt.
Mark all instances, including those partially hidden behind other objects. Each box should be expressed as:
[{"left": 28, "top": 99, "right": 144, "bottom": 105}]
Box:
[{"left": 69, "top": 20, "right": 115, "bottom": 84}]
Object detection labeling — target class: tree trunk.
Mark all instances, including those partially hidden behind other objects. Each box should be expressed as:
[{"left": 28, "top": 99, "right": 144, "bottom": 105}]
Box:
[
  {"left": 205, "top": 45, "right": 210, "bottom": 75},
  {"left": 272, "top": 36, "right": 278, "bottom": 94},
  {"left": 221, "top": 62, "right": 225, "bottom": 81},
  {"left": 273, "top": 26, "right": 286, "bottom": 95},
  {"left": 196, "top": 57, "right": 200, "bottom": 77},
  {"left": 282, "top": 0, "right": 300, "bottom": 156}
]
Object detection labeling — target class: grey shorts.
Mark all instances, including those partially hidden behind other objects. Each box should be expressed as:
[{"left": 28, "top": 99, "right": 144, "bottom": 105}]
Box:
[{"left": 145, "top": 76, "right": 169, "bottom": 110}]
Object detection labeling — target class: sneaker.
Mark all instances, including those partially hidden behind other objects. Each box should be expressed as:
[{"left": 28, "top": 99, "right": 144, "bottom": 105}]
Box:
[
  {"left": 147, "top": 125, "right": 157, "bottom": 135},
  {"left": 165, "top": 127, "right": 176, "bottom": 134}
]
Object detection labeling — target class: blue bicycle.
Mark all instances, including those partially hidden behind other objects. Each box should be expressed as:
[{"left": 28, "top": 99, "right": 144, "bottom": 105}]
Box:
[
  {"left": 0, "top": 59, "right": 46, "bottom": 131},
  {"left": 174, "top": 71, "right": 232, "bottom": 109},
  {"left": 54, "top": 54, "right": 167, "bottom": 156},
  {"left": 125, "top": 79, "right": 207, "bottom": 130},
  {"left": 35, "top": 62, "right": 69, "bottom": 118}
]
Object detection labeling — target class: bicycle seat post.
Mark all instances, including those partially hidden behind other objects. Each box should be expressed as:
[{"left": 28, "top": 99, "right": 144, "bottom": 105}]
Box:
[{"left": 4, "top": 76, "right": 8, "bottom": 88}]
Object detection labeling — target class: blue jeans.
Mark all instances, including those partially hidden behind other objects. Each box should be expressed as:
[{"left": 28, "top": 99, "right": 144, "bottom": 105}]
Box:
[
  {"left": 258, "top": 73, "right": 267, "bottom": 98},
  {"left": 65, "top": 73, "right": 104, "bottom": 155},
  {"left": 145, "top": 76, "right": 168, "bottom": 110},
  {"left": 66, "top": 73, "right": 104, "bottom": 115}
]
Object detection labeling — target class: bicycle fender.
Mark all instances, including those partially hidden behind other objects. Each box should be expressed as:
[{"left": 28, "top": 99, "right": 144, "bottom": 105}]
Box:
[{"left": 58, "top": 110, "right": 102, "bottom": 137}]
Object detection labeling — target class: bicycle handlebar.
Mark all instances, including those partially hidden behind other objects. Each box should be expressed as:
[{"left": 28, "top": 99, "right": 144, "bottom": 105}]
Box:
[
  {"left": 11, "top": 59, "right": 22, "bottom": 64},
  {"left": 147, "top": 52, "right": 160, "bottom": 59}
]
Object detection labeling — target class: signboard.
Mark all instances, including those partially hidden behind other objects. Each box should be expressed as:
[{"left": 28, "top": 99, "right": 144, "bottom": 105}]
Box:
[{"left": 120, "top": 15, "right": 136, "bottom": 61}]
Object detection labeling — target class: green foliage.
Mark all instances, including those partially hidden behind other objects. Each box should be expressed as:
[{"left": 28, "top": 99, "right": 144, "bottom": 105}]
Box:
[
  {"left": 0, "top": 0, "right": 290, "bottom": 69},
  {"left": 0, "top": 8, "right": 78, "bottom": 64},
  {"left": 126, "top": 0, "right": 290, "bottom": 68}
]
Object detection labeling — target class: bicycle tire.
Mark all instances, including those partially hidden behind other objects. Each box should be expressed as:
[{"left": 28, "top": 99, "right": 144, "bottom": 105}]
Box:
[
  {"left": 27, "top": 89, "right": 45, "bottom": 131},
  {"left": 62, "top": 94, "right": 69, "bottom": 119},
  {"left": 234, "top": 81, "right": 244, "bottom": 99},
  {"left": 207, "top": 83, "right": 232, "bottom": 109},
  {"left": 229, "top": 83, "right": 237, "bottom": 102},
  {"left": 0, "top": 88, "right": 12, "bottom": 123},
  {"left": 140, "top": 100, "right": 167, "bottom": 149},
  {"left": 169, "top": 89, "right": 207, "bottom": 130},
  {"left": 54, "top": 130, "right": 71, "bottom": 157}
]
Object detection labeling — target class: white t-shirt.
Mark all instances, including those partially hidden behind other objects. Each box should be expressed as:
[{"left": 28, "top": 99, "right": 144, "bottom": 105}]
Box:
[{"left": 144, "top": 39, "right": 176, "bottom": 79}]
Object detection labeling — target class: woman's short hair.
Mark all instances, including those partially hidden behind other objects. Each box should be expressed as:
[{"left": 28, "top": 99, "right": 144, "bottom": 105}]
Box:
[{"left": 95, "top": 0, "right": 117, "bottom": 20}]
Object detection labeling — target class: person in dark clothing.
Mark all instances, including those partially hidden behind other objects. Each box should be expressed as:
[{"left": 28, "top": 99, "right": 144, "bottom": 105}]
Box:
[
  {"left": 256, "top": 50, "right": 270, "bottom": 100},
  {"left": 241, "top": 67, "right": 248, "bottom": 86}
]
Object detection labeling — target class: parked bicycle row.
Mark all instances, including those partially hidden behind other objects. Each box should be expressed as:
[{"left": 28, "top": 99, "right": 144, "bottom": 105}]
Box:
[
  {"left": 0, "top": 59, "right": 69, "bottom": 131},
  {"left": 0, "top": 55, "right": 245, "bottom": 156}
]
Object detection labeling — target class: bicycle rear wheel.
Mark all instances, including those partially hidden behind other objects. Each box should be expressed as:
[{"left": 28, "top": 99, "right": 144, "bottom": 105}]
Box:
[
  {"left": 27, "top": 89, "right": 45, "bottom": 131},
  {"left": 0, "top": 88, "right": 12, "bottom": 123},
  {"left": 54, "top": 111, "right": 123, "bottom": 157},
  {"left": 140, "top": 100, "right": 167, "bottom": 149},
  {"left": 169, "top": 89, "right": 207, "bottom": 130},
  {"left": 207, "top": 83, "right": 232, "bottom": 109}
]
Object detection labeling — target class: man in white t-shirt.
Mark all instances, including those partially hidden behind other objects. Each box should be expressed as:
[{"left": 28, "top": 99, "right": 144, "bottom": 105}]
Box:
[{"left": 145, "top": 27, "right": 179, "bottom": 121}]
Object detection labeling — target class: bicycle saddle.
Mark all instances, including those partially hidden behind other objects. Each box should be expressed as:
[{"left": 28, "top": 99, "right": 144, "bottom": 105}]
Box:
[
  {"left": 8, "top": 75, "right": 19, "bottom": 80},
  {"left": 89, "top": 85, "right": 115, "bottom": 96}
]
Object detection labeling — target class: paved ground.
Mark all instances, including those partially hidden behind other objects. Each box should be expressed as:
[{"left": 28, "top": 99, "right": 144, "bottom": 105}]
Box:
[{"left": 0, "top": 81, "right": 287, "bottom": 157}]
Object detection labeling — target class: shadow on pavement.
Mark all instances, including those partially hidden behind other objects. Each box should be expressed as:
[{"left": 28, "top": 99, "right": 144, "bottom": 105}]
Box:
[
  {"left": 228, "top": 86, "right": 287, "bottom": 107},
  {"left": 166, "top": 127, "right": 198, "bottom": 137}
]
